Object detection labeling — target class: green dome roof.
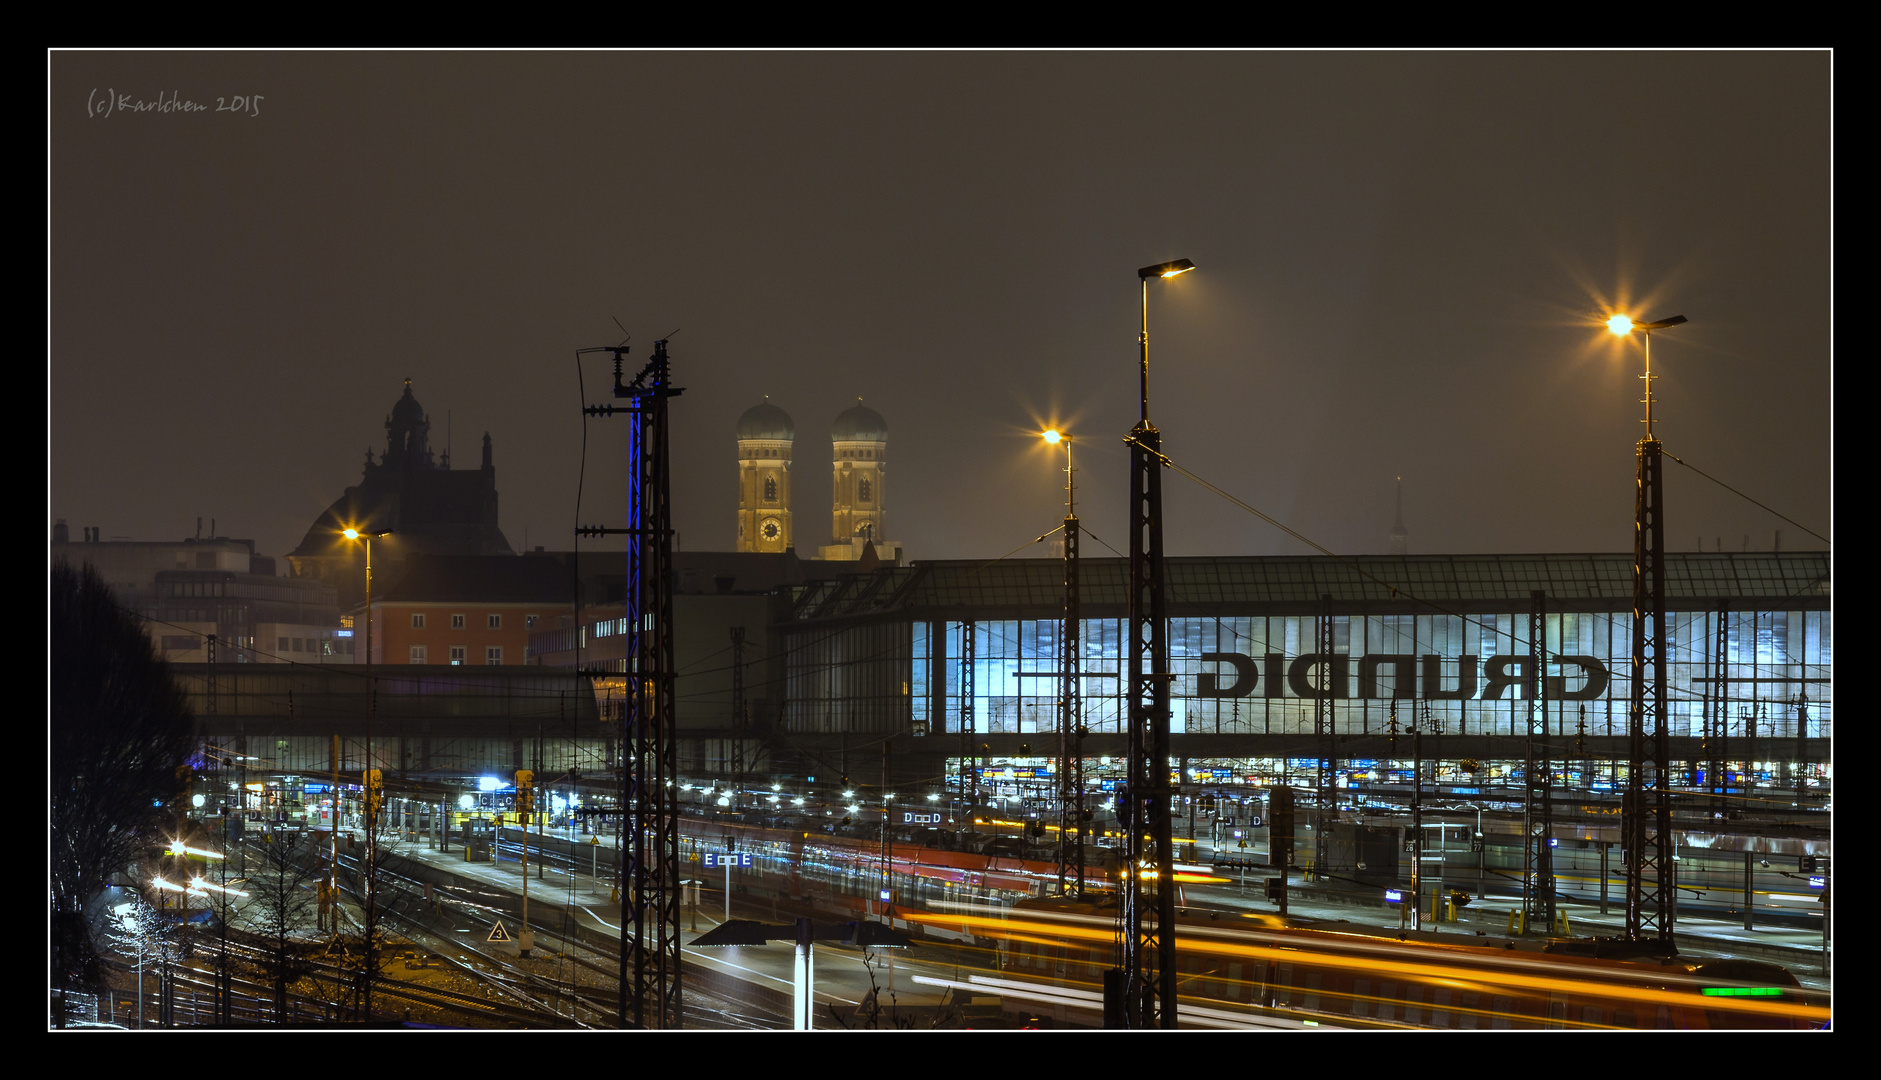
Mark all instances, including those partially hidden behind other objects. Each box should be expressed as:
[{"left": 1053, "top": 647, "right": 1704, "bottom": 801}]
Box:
[
  {"left": 831, "top": 401, "right": 887, "bottom": 442},
  {"left": 737, "top": 399, "right": 794, "bottom": 441}
]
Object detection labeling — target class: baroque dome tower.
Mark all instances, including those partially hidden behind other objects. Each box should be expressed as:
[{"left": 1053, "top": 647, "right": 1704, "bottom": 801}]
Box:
[
  {"left": 736, "top": 397, "right": 794, "bottom": 553},
  {"left": 819, "top": 399, "right": 901, "bottom": 563}
]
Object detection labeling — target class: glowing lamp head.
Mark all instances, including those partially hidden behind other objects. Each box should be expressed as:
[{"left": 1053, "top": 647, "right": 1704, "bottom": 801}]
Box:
[
  {"left": 1607, "top": 314, "right": 1635, "bottom": 336},
  {"left": 1139, "top": 257, "right": 1198, "bottom": 280},
  {"left": 1042, "top": 429, "right": 1063, "bottom": 445},
  {"left": 343, "top": 528, "right": 360, "bottom": 540}
]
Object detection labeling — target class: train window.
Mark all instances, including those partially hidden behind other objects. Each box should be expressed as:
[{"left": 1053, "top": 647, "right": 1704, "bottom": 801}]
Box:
[
  {"left": 1303, "top": 972, "right": 1321, "bottom": 1011},
  {"left": 1581, "top": 1005, "right": 1606, "bottom": 1027},
  {"left": 1548, "top": 998, "right": 1568, "bottom": 1028},
  {"left": 1431, "top": 986, "right": 1453, "bottom": 1027},
  {"left": 1614, "top": 1007, "right": 1638, "bottom": 1029},
  {"left": 1402, "top": 985, "right": 1424, "bottom": 1025},
  {"left": 1228, "top": 962, "right": 1243, "bottom": 1002},
  {"left": 1351, "top": 978, "right": 1371, "bottom": 1017},
  {"left": 1655, "top": 1005, "right": 1674, "bottom": 1029},
  {"left": 1459, "top": 991, "right": 1481, "bottom": 1029},
  {"left": 1491, "top": 995, "right": 1514, "bottom": 1029},
  {"left": 1377, "top": 981, "right": 1398, "bottom": 1022}
]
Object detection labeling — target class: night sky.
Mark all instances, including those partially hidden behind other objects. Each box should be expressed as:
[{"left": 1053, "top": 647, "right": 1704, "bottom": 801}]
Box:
[{"left": 49, "top": 52, "right": 1832, "bottom": 566}]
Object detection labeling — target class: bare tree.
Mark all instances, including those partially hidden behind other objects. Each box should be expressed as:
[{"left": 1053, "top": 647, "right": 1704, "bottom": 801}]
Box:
[
  {"left": 241, "top": 830, "right": 321, "bottom": 1022},
  {"left": 326, "top": 808, "right": 404, "bottom": 1020},
  {"left": 50, "top": 561, "right": 195, "bottom": 1025},
  {"left": 103, "top": 890, "right": 182, "bottom": 1028}
]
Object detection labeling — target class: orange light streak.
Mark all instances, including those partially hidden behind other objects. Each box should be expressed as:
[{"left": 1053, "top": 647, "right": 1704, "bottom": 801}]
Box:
[{"left": 900, "top": 911, "right": 1827, "bottom": 1023}]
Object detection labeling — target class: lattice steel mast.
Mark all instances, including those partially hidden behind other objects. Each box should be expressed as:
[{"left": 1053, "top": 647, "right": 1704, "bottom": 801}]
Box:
[
  {"left": 959, "top": 620, "right": 977, "bottom": 815},
  {"left": 1109, "top": 258, "right": 1192, "bottom": 1029},
  {"left": 1613, "top": 314, "right": 1685, "bottom": 949},
  {"left": 1704, "top": 600, "right": 1729, "bottom": 814},
  {"left": 1050, "top": 432, "right": 1085, "bottom": 897},
  {"left": 1314, "top": 593, "right": 1337, "bottom": 881},
  {"left": 1521, "top": 590, "right": 1556, "bottom": 933},
  {"left": 579, "top": 339, "right": 685, "bottom": 1027}
]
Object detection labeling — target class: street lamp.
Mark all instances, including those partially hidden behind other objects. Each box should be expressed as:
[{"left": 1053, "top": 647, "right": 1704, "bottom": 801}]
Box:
[
  {"left": 1606, "top": 312, "right": 1686, "bottom": 946},
  {"left": 1115, "top": 256, "right": 1195, "bottom": 1030},
  {"left": 1135, "top": 259, "right": 1196, "bottom": 425},
  {"left": 1606, "top": 313, "right": 1686, "bottom": 438},
  {"left": 1043, "top": 428, "right": 1084, "bottom": 898},
  {"left": 341, "top": 525, "right": 390, "bottom": 1019}
]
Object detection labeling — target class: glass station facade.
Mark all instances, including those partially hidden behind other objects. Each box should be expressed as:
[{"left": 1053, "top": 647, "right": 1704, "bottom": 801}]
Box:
[{"left": 783, "top": 553, "right": 1830, "bottom": 769}]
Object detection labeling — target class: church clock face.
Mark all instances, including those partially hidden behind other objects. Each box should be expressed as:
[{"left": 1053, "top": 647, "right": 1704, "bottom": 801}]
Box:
[{"left": 760, "top": 517, "right": 783, "bottom": 543}]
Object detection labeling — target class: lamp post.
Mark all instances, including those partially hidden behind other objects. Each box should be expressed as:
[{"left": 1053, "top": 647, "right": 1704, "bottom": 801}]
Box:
[
  {"left": 1606, "top": 313, "right": 1686, "bottom": 948},
  {"left": 1605, "top": 314, "right": 1686, "bottom": 441},
  {"left": 1113, "top": 256, "right": 1194, "bottom": 1031},
  {"left": 1044, "top": 429, "right": 1083, "bottom": 898},
  {"left": 342, "top": 526, "right": 390, "bottom": 1017}
]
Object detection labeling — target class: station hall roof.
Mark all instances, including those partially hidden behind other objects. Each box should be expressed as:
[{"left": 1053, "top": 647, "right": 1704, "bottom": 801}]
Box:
[{"left": 785, "top": 552, "right": 1831, "bottom": 625}]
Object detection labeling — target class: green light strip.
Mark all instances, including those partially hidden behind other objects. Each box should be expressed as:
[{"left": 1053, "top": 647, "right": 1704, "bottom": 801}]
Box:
[{"left": 1700, "top": 987, "right": 1783, "bottom": 997}]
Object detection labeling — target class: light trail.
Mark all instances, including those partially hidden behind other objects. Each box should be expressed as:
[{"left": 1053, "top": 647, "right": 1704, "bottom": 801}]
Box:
[{"left": 901, "top": 910, "right": 1829, "bottom": 1024}]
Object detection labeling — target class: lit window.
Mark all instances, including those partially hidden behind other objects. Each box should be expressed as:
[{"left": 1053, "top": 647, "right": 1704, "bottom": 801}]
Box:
[
  {"left": 488, "top": 614, "right": 502, "bottom": 629},
  {"left": 409, "top": 645, "right": 427, "bottom": 664},
  {"left": 449, "top": 645, "right": 466, "bottom": 665},
  {"left": 411, "top": 614, "right": 426, "bottom": 629},
  {"left": 452, "top": 614, "right": 466, "bottom": 629},
  {"left": 486, "top": 646, "right": 503, "bottom": 665}
]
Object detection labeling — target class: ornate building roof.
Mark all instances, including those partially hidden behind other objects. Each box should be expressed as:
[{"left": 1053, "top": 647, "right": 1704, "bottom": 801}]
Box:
[{"left": 288, "top": 380, "right": 513, "bottom": 608}]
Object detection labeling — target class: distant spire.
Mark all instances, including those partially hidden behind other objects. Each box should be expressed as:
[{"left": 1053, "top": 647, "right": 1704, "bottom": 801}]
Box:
[{"left": 1388, "top": 476, "right": 1409, "bottom": 556}]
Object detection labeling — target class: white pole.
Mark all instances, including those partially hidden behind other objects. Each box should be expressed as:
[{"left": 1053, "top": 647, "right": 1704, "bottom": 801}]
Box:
[{"left": 793, "top": 940, "right": 814, "bottom": 1030}]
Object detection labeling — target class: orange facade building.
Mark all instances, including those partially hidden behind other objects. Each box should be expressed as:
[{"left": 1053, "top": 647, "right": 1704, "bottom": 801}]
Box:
[{"left": 358, "top": 553, "right": 572, "bottom": 666}]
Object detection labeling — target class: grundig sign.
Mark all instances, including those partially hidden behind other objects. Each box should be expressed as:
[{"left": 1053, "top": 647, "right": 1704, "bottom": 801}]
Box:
[{"left": 1194, "top": 652, "right": 1612, "bottom": 701}]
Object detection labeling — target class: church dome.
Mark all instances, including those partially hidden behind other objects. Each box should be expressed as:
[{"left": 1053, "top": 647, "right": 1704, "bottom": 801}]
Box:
[
  {"left": 737, "top": 399, "right": 795, "bottom": 441},
  {"left": 390, "top": 380, "right": 425, "bottom": 427},
  {"left": 831, "top": 400, "right": 887, "bottom": 442}
]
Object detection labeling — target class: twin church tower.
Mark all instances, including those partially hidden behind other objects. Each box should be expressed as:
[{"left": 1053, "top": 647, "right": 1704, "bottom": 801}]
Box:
[{"left": 735, "top": 398, "right": 903, "bottom": 563}]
